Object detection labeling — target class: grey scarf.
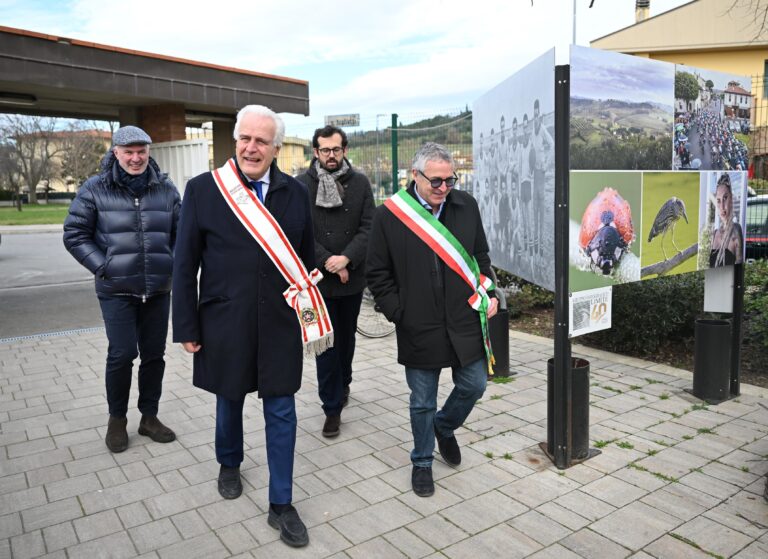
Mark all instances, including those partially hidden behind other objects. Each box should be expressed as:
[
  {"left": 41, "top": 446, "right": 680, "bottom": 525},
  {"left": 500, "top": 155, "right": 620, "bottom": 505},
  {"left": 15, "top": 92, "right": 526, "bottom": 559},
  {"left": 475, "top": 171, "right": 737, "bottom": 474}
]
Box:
[{"left": 315, "top": 159, "right": 349, "bottom": 208}]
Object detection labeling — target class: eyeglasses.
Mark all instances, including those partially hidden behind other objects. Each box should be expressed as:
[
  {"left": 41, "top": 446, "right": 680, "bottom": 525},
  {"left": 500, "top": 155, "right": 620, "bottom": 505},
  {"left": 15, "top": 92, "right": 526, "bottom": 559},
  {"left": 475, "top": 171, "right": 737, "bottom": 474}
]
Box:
[
  {"left": 417, "top": 170, "right": 458, "bottom": 188},
  {"left": 317, "top": 147, "right": 344, "bottom": 156}
]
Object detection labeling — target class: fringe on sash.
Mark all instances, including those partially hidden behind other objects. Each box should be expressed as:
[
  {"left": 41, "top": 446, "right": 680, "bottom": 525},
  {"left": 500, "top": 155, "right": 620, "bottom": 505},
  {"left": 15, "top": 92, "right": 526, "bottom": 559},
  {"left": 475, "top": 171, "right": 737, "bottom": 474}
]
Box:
[{"left": 305, "top": 332, "right": 334, "bottom": 357}]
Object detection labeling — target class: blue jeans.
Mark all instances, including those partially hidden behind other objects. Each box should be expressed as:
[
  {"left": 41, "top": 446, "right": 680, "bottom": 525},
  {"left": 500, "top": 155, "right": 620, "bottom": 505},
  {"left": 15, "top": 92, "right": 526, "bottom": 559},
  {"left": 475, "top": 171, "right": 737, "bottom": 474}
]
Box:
[
  {"left": 405, "top": 358, "right": 487, "bottom": 467},
  {"left": 315, "top": 292, "right": 363, "bottom": 416},
  {"left": 216, "top": 394, "right": 296, "bottom": 505},
  {"left": 97, "top": 293, "right": 170, "bottom": 418}
]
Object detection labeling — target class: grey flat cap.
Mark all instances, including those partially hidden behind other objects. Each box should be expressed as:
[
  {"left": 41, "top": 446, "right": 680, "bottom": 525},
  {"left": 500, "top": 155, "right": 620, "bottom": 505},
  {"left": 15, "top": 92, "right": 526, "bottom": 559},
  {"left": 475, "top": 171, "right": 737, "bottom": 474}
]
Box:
[{"left": 113, "top": 126, "right": 152, "bottom": 146}]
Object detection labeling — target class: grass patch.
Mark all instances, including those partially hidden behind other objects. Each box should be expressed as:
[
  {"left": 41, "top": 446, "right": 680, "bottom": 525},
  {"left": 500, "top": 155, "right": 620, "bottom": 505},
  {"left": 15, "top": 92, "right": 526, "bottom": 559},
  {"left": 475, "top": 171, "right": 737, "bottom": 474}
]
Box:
[
  {"left": 647, "top": 449, "right": 658, "bottom": 456},
  {"left": 682, "top": 435, "right": 694, "bottom": 440},
  {"left": 491, "top": 376, "right": 514, "bottom": 384},
  {"left": 645, "top": 378, "right": 662, "bottom": 385},
  {"left": 616, "top": 441, "right": 634, "bottom": 449},
  {"left": 503, "top": 452, "right": 512, "bottom": 460},
  {"left": 602, "top": 385, "right": 623, "bottom": 394},
  {"left": 629, "top": 385, "right": 642, "bottom": 390},
  {"left": 490, "top": 394, "right": 502, "bottom": 400},
  {"left": 691, "top": 403, "right": 708, "bottom": 411},
  {"left": 653, "top": 440, "right": 670, "bottom": 447},
  {"left": 670, "top": 533, "right": 724, "bottom": 559},
  {"left": 594, "top": 440, "right": 613, "bottom": 449},
  {"left": 484, "top": 451, "right": 494, "bottom": 459},
  {"left": 741, "top": 466, "right": 750, "bottom": 473},
  {"left": 697, "top": 427, "right": 716, "bottom": 435},
  {"left": 628, "top": 462, "right": 647, "bottom": 472},
  {"left": 651, "top": 471, "right": 678, "bottom": 483},
  {"left": 0, "top": 205, "right": 69, "bottom": 226},
  {"left": 659, "top": 393, "right": 670, "bottom": 400}
]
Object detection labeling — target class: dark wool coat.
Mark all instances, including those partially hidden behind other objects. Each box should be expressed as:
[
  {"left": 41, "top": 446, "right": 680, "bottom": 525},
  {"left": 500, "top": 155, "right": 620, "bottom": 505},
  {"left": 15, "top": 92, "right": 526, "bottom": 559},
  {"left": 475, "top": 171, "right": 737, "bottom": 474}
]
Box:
[
  {"left": 63, "top": 153, "right": 180, "bottom": 299},
  {"left": 172, "top": 160, "right": 315, "bottom": 400},
  {"left": 366, "top": 184, "right": 494, "bottom": 369},
  {"left": 296, "top": 159, "right": 375, "bottom": 298}
]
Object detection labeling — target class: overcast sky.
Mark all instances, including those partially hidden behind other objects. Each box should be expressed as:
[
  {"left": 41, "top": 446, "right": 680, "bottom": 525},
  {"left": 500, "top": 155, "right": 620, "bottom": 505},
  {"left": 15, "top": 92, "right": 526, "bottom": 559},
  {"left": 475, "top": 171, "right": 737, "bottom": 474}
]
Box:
[{"left": 1, "top": 0, "right": 693, "bottom": 132}]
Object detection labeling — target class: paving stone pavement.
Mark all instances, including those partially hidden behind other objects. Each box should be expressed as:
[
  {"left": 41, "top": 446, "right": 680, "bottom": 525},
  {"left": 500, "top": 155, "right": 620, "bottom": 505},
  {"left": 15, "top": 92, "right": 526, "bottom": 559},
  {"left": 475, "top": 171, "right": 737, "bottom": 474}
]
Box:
[{"left": 1, "top": 327, "right": 767, "bottom": 558}]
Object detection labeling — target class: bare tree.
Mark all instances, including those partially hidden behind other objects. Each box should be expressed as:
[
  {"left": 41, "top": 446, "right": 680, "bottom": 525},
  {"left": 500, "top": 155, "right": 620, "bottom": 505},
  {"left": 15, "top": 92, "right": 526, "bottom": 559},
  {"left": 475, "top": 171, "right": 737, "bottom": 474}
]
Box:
[
  {"left": 60, "top": 122, "right": 110, "bottom": 190},
  {"left": 0, "top": 115, "right": 65, "bottom": 205},
  {"left": 727, "top": 0, "right": 768, "bottom": 40},
  {"left": 0, "top": 141, "right": 23, "bottom": 211}
]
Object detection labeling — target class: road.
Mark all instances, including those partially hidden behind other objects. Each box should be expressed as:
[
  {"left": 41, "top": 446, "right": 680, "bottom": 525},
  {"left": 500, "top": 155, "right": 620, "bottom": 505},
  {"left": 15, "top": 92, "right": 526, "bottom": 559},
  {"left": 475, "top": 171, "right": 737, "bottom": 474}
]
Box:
[{"left": 0, "top": 232, "right": 102, "bottom": 339}]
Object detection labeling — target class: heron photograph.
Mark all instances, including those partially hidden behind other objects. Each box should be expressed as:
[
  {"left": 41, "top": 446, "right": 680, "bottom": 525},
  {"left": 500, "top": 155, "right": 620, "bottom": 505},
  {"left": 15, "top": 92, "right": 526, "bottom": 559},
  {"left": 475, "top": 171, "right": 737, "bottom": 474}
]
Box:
[{"left": 640, "top": 171, "right": 699, "bottom": 278}]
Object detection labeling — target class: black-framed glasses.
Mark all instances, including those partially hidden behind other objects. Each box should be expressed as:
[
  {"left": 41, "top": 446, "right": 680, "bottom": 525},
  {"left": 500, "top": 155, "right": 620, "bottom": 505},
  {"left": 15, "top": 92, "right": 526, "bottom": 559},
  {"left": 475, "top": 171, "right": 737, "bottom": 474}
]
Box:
[
  {"left": 317, "top": 147, "right": 344, "bottom": 156},
  {"left": 417, "top": 170, "right": 458, "bottom": 188}
]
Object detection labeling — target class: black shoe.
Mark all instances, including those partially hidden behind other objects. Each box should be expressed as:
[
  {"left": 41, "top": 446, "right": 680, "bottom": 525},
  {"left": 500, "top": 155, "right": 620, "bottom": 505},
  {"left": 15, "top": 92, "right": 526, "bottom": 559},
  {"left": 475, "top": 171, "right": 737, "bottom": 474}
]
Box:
[
  {"left": 435, "top": 425, "right": 461, "bottom": 466},
  {"left": 268, "top": 505, "right": 309, "bottom": 547},
  {"left": 105, "top": 416, "right": 128, "bottom": 453},
  {"left": 342, "top": 385, "right": 350, "bottom": 408},
  {"left": 217, "top": 465, "right": 242, "bottom": 499},
  {"left": 138, "top": 415, "right": 176, "bottom": 443},
  {"left": 322, "top": 415, "right": 341, "bottom": 438},
  {"left": 411, "top": 466, "right": 434, "bottom": 497}
]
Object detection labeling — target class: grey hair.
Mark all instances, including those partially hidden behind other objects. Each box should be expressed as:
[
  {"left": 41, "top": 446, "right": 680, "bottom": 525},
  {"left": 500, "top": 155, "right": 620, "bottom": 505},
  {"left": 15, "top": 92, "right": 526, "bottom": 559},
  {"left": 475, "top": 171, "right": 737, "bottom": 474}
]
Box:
[
  {"left": 233, "top": 105, "right": 285, "bottom": 147},
  {"left": 411, "top": 142, "right": 454, "bottom": 172}
]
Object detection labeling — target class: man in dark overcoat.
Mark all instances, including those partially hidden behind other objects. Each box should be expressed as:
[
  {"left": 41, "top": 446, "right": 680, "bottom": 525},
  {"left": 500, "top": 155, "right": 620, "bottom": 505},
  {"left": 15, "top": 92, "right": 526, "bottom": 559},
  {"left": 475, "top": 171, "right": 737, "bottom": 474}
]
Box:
[
  {"left": 296, "top": 125, "right": 375, "bottom": 438},
  {"left": 172, "top": 105, "right": 312, "bottom": 548},
  {"left": 366, "top": 142, "right": 498, "bottom": 497}
]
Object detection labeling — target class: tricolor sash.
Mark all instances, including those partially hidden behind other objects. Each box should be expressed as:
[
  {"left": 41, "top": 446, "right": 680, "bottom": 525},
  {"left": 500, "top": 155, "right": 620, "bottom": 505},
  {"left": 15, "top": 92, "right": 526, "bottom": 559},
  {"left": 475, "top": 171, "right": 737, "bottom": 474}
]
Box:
[
  {"left": 383, "top": 189, "right": 496, "bottom": 374},
  {"left": 213, "top": 158, "right": 333, "bottom": 356}
]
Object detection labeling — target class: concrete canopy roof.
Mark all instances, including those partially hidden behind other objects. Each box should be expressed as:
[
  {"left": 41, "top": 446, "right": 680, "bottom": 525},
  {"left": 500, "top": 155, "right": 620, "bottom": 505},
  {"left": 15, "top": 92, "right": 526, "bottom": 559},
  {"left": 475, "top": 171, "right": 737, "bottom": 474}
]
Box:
[{"left": 0, "top": 26, "right": 309, "bottom": 123}]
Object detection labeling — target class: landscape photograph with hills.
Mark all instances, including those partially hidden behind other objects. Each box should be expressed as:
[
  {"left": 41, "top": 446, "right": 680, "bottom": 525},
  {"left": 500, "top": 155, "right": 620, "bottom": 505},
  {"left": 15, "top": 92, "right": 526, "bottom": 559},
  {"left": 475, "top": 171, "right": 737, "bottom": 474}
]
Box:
[{"left": 569, "top": 45, "right": 674, "bottom": 170}]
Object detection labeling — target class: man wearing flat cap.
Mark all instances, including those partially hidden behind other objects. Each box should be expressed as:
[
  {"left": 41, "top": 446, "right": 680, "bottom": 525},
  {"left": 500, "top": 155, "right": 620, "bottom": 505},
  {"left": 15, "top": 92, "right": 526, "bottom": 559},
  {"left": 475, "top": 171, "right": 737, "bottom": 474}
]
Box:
[{"left": 64, "top": 125, "right": 180, "bottom": 453}]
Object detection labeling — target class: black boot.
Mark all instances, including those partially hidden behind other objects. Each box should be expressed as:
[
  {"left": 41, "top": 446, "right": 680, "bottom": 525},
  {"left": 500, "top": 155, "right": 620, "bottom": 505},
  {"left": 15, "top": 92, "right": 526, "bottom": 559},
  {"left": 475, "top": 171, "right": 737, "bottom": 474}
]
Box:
[{"left": 105, "top": 416, "right": 128, "bottom": 453}]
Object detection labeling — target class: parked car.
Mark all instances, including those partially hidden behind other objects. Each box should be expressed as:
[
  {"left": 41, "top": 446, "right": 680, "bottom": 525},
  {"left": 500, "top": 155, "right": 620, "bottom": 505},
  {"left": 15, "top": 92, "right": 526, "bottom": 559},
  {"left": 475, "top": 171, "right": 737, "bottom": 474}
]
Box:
[{"left": 745, "top": 194, "right": 768, "bottom": 262}]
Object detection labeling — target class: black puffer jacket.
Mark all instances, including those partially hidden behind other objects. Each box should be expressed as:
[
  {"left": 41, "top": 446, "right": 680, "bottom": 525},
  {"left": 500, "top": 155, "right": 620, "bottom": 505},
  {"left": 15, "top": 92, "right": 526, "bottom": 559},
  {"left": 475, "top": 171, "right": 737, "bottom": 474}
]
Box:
[{"left": 63, "top": 152, "right": 181, "bottom": 299}]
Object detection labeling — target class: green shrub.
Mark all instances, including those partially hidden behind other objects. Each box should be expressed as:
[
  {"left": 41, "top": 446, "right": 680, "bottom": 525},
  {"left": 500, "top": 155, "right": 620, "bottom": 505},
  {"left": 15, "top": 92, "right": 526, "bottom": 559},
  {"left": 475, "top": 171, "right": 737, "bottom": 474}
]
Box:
[
  {"left": 492, "top": 267, "right": 554, "bottom": 318},
  {"left": 582, "top": 272, "right": 704, "bottom": 355},
  {"left": 744, "top": 260, "right": 768, "bottom": 351}
]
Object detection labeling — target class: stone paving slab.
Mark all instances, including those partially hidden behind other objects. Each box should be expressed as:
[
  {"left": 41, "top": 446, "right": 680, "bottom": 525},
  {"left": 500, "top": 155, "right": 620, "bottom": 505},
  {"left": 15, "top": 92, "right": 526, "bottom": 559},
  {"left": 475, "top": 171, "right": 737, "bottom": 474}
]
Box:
[{"left": 0, "top": 327, "right": 767, "bottom": 558}]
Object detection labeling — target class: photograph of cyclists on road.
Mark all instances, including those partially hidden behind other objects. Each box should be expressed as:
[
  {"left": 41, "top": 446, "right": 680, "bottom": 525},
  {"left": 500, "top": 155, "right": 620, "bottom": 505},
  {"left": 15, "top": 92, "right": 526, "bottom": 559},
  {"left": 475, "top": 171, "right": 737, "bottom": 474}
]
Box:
[{"left": 673, "top": 65, "right": 750, "bottom": 172}]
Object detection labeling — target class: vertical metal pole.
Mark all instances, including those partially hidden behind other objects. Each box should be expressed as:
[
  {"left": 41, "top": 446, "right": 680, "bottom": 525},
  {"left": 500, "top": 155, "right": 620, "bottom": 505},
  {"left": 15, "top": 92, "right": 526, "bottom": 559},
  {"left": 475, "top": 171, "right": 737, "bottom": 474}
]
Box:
[
  {"left": 391, "top": 114, "right": 399, "bottom": 194},
  {"left": 553, "top": 65, "right": 573, "bottom": 469},
  {"left": 730, "top": 262, "right": 744, "bottom": 396},
  {"left": 572, "top": 0, "right": 577, "bottom": 44}
]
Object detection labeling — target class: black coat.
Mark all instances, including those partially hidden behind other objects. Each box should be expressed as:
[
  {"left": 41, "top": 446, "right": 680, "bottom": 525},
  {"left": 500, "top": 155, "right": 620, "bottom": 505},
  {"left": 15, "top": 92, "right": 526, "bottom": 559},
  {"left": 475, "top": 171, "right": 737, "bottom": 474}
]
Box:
[
  {"left": 296, "top": 159, "right": 375, "bottom": 298},
  {"left": 366, "top": 184, "right": 494, "bottom": 369},
  {"left": 63, "top": 153, "right": 180, "bottom": 299},
  {"left": 172, "top": 161, "right": 315, "bottom": 400}
]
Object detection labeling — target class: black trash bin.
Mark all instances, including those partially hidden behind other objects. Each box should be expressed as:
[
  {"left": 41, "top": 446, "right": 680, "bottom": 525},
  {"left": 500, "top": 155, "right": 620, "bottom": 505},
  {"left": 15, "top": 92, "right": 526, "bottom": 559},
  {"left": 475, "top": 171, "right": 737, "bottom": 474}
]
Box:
[
  {"left": 489, "top": 309, "right": 510, "bottom": 377},
  {"left": 547, "top": 357, "right": 590, "bottom": 461},
  {"left": 692, "top": 318, "right": 731, "bottom": 404}
]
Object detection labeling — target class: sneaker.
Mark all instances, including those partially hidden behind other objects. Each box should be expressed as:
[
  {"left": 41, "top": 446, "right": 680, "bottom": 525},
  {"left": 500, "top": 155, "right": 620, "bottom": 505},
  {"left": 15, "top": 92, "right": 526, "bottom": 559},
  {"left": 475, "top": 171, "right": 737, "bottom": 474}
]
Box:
[
  {"left": 434, "top": 425, "right": 461, "bottom": 466},
  {"left": 138, "top": 415, "right": 176, "bottom": 443},
  {"left": 411, "top": 466, "right": 434, "bottom": 497},
  {"left": 217, "top": 465, "right": 242, "bottom": 500},
  {"left": 268, "top": 505, "right": 309, "bottom": 547},
  {"left": 105, "top": 416, "right": 128, "bottom": 453},
  {"left": 322, "top": 415, "right": 341, "bottom": 438}
]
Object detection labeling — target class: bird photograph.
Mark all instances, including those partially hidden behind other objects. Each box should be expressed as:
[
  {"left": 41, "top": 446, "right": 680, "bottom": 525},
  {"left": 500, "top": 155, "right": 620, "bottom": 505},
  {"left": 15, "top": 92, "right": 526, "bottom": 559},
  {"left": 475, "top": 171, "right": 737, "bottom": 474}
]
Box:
[{"left": 640, "top": 172, "right": 699, "bottom": 278}]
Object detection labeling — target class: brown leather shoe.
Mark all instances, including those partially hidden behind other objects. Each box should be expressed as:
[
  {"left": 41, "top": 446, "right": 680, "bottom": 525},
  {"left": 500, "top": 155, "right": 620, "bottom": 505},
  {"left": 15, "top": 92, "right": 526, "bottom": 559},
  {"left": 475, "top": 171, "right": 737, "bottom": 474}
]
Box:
[
  {"left": 138, "top": 415, "right": 176, "bottom": 443},
  {"left": 105, "top": 416, "right": 128, "bottom": 453},
  {"left": 322, "top": 415, "right": 341, "bottom": 438}
]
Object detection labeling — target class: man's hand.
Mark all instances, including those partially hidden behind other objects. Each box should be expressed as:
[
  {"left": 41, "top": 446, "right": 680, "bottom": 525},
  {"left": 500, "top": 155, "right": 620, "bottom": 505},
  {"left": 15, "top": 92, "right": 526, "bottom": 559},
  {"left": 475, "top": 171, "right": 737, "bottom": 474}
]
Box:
[
  {"left": 182, "top": 342, "right": 201, "bottom": 353},
  {"left": 338, "top": 268, "right": 349, "bottom": 284},
  {"left": 487, "top": 297, "right": 499, "bottom": 319},
  {"left": 325, "top": 255, "right": 350, "bottom": 274}
]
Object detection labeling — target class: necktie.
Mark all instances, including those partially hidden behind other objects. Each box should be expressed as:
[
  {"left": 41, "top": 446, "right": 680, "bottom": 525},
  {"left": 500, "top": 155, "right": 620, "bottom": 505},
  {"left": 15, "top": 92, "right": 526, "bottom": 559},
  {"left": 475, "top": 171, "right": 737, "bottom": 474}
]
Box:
[{"left": 251, "top": 180, "right": 264, "bottom": 203}]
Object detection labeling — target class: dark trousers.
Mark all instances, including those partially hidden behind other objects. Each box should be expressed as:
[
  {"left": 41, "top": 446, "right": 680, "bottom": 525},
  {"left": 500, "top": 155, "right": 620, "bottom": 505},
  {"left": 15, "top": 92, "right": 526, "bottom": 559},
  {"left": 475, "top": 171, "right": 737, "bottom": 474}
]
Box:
[
  {"left": 97, "top": 293, "right": 170, "bottom": 418},
  {"left": 215, "top": 394, "right": 296, "bottom": 505},
  {"left": 315, "top": 291, "right": 363, "bottom": 416}
]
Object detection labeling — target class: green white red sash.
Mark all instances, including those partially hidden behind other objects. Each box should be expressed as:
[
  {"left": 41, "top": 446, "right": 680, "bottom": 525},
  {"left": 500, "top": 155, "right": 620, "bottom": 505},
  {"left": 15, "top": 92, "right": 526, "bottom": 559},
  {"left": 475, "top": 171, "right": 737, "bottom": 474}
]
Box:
[
  {"left": 383, "top": 189, "right": 496, "bottom": 374},
  {"left": 213, "top": 158, "right": 333, "bottom": 356}
]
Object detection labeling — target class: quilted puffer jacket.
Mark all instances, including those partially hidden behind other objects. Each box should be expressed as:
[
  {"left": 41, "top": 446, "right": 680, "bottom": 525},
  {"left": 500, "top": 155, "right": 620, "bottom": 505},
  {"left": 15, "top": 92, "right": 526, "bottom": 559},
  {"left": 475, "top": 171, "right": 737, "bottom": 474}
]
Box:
[{"left": 63, "top": 151, "right": 181, "bottom": 299}]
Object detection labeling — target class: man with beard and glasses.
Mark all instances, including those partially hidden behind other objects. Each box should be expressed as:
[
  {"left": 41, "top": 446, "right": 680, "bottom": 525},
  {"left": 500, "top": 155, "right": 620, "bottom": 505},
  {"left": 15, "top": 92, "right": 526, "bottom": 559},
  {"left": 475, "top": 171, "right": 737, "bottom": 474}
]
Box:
[{"left": 296, "top": 125, "right": 375, "bottom": 438}]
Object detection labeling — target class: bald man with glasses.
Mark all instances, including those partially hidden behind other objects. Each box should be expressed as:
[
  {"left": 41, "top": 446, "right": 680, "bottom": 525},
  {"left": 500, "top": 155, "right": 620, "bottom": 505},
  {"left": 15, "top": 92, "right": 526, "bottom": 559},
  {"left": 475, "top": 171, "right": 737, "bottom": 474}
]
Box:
[{"left": 366, "top": 142, "right": 498, "bottom": 497}]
